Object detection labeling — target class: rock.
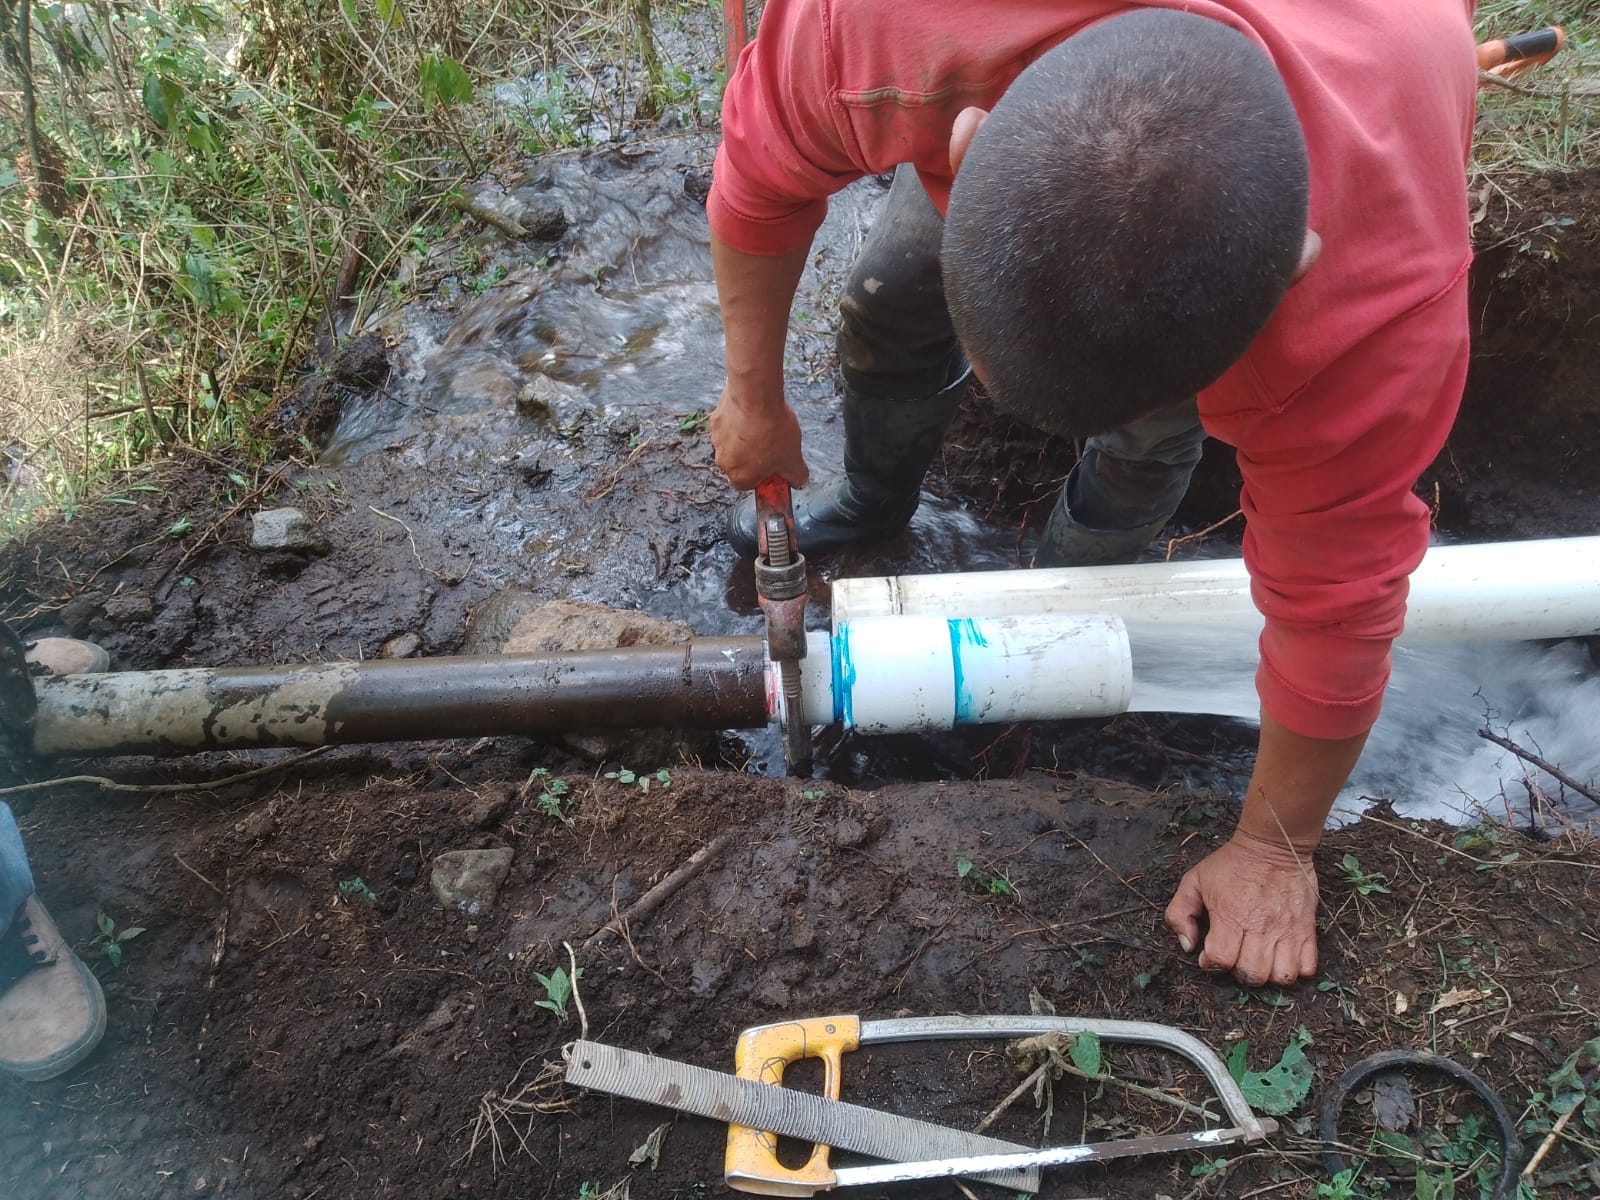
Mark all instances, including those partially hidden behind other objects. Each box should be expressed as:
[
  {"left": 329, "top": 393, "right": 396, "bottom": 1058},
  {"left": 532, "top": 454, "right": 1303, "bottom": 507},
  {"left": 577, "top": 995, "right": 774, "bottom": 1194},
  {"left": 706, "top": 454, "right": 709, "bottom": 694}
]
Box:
[
  {"left": 511, "top": 597, "right": 691, "bottom": 655},
  {"left": 381, "top": 632, "right": 422, "bottom": 659},
  {"left": 429, "top": 848, "right": 514, "bottom": 915},
  {"left": 431, "top": 353, "right": 521, "bottom": 410},
  {"left": 832, "top": 818, "right": 869, "bottom": 849},
  {"left": 102, "top": 593, "right": 154, "bottom": 624},
  {"left": 462, "top": 596, "right": 711, "bottom": 763},
  {"left": 514, "top": 374, "right": 590, "bottom": 427},
  {"left": 464, "top": 593, "right": 686, "bottom": 655},
  {"left": 682, "top": 167, "right": 712, "bottom": 205},
  {"left": 519, "top": 198, "right": 569, "bottom": 241},
  {"left": 250, "top": 508, "right": 329, "bottom": 554},
  {"left": 236, "top": 808, "right": 277, "bottom": 842},
  {"left": 462, "top": 788, "right": 511, "bottom": 830},
  {"left": 788, "top": 921, "right": 818, "bottom": 955},
  {"left": 751, "top": 977, "right": 792, "bottom": 1009}
]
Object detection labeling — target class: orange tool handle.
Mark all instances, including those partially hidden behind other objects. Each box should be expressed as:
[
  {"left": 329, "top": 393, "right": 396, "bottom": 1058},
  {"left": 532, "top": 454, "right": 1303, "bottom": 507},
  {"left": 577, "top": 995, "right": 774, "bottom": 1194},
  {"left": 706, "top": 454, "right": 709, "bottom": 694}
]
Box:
[
  {"left": 724, "top": 1016, "right": 862, "bottom": 1197},
  {"left": 1477, "top": 26, "right": 1564, "bottom": 76}
]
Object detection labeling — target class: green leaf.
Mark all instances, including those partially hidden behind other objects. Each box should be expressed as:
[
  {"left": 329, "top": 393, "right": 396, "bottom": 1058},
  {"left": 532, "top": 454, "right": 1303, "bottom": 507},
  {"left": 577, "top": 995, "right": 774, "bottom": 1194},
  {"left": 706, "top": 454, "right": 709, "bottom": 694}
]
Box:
[
  {"left": 117, "top": 926, "right": 147, "bottom": 942},
  {"left": 955, "top": 857, "right": 973, "bottom": 879},
  {"left": 1226, "top": 1039, "right": 1249, "bottom": 1084},
  {"left": 97, "top": 911, "right": 115, "bottom": 937},
  {"left": 338, "top": 0, "right": 358, "bottom": 22},
  {"left": 103, "top": 941, "right": 122, "bottom": 968},
  {"left": 1069, "top": 1031, "right": 1102, "bottom": 1077},
  {"left": 1236, "top": 1028, "right": 1315, "bottom": 1116},
  {"left": 1416, "top": 1167, "right": 1454, "bottom": 1200},
  {"left": 419, "top": 49, "right": 472, "bottom": 110},
  {"left": 141, "top": 72, "right": 185, "bottom": 131},
  {"left": 180, "top": 253, "right": 221, "bottom": 312},
  {"left": 373, "top": 0, "right": 403, "bottom": 27}
]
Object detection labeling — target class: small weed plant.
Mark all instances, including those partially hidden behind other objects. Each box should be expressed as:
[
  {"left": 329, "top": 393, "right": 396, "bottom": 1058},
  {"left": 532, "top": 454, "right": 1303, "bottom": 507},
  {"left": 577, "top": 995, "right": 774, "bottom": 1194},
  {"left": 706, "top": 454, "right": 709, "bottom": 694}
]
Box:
[
  {"left": 603, "top": 767, "right": 672, "bottom": 792},
  {"left": 953, "top": 854, "right": 1018, "bottom": 900},
  {"left": 90, "top": 909, "right": 147, "bottom": 968},
  {"left": 1339, "top": 853, "right": 1392, "bottom": 896},
  {"left": 532, "top": 963, "right": 579, "bottom": 1021},
  {"left": 527, "top": 768, "right": 576, "bottom": 825}
]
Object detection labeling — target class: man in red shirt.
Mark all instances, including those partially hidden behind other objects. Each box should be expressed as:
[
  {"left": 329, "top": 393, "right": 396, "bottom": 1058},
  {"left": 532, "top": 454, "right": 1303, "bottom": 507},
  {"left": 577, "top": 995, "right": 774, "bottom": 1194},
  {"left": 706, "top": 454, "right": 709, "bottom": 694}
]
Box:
[{"left": 707, "top": 1, "right": 1476, "bottom": 986}]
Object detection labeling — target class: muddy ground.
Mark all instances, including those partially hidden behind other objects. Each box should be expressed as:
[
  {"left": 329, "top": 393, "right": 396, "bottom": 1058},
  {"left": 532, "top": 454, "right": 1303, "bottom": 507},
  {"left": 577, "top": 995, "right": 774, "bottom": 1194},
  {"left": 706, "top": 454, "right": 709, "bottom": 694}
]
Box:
[{"left": 2, "top": 147, "right": 1599, "bottom": 1199}]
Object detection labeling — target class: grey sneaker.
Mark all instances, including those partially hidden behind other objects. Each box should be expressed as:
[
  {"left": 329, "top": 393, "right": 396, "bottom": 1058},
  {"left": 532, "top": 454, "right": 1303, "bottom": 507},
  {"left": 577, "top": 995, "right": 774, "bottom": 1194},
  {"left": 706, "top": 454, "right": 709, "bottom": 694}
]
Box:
[
  {"left": 0, "top": 895, "right": 107, "bottom": 1081},
  {"left": 24, "top": 637, "right": 110, "bottom": 676}
]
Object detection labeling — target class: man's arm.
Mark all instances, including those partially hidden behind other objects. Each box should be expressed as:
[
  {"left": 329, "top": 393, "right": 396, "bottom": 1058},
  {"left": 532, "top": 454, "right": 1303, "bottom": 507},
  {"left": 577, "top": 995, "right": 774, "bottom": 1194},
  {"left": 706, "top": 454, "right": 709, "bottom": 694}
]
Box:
[
  {"left": 708, "top": 233, "right": 812, "bottom": 490},
  {"left": 1164, "top": 714, "right": 1369, "bottom": 986},
  {"left": 1161, "top": 272, "right": 1471, "bottom": 985}
]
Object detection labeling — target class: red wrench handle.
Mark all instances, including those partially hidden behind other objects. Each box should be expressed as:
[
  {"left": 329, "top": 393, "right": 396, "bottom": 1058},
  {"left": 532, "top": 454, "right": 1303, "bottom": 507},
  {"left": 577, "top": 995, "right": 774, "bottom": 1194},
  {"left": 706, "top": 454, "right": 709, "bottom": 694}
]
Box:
[{"left": 755, "top": 476, "right": 796, "bottom": 566}]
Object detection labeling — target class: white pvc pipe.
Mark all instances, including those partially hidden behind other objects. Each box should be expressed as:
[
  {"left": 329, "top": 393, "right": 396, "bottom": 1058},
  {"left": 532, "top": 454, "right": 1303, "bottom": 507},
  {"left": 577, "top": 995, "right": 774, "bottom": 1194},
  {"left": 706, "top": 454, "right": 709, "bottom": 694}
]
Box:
[
  {"left": 784, "top": 614, "right": 1133, "bottom": 734},
  {"left": 830, "top": 537, "right": 1600, "bottom": 644}
]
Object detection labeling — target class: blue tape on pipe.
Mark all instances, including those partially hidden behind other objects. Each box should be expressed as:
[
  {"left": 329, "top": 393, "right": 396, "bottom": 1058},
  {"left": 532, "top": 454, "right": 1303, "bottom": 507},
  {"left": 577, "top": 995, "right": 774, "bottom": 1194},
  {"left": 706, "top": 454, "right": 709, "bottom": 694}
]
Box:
[
  {"left": 948, "top": 618, "right": 986, "bottom": 725},
  {"left": 831, "top": 625, "right": 855, "bottom": 727}
]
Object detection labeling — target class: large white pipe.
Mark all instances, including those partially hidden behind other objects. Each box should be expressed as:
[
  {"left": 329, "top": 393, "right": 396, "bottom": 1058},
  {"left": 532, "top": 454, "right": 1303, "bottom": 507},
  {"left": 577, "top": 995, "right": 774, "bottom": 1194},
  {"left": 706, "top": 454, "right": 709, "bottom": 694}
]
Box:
[
  {"left": 831, "top": 537, "right": 1600, "bottom": 644},
  {"left": 778, "top": 613, "right": 1133, "bottom": 734}
]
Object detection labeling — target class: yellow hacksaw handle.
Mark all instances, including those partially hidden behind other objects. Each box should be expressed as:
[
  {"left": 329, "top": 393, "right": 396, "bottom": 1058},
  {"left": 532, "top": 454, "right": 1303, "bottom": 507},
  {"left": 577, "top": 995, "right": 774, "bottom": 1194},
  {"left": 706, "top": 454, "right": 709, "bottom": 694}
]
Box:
[{"left": 723, "top": 1015, "right": 862, "bottom": 1197}]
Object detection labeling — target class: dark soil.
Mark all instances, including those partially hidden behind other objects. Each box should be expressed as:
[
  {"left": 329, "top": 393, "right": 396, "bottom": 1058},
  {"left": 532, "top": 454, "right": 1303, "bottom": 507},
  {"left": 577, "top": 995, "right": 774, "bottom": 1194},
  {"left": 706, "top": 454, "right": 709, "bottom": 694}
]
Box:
[
  {"left": 2, "top": 160, "right": 1600, "bottom": 1200},
  {"left": 4, "top": 770, "right": 1598, "bottom": 1200}
]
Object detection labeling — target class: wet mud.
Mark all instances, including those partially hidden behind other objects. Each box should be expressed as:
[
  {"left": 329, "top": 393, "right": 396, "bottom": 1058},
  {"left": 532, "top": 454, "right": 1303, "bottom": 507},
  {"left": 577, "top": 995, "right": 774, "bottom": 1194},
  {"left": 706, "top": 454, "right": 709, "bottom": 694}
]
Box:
[{"left": 2, "top": 148, "right": 1600, "bottom": 1198}]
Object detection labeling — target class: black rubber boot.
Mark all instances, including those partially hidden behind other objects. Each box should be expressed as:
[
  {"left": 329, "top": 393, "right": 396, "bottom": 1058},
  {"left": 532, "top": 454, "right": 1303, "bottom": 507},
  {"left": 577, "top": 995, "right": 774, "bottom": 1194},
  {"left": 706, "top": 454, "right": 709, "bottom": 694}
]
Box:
[
  {"left": 725, "top": 369, "right": 971, "bottom": 557},
  {"left": 1035, "top": 463, "right": 1176, "bottom": 568}
]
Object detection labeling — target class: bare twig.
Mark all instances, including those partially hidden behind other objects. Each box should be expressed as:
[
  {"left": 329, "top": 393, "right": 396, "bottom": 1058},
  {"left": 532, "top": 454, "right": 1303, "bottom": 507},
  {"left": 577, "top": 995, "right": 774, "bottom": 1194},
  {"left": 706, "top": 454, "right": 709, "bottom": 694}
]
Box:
[
  {"left": 0, "top": 746, "right": 333, "bottom": 797},
  {"left": 173, "top": 853, "right": 225, "bottom": 897},
  {"left": 583, "top": 832, "right": 732, "bottom": 949},
  {"left": 563, "top": 940, "right": 589, "bottom": 1042},
  {"left": 1164, "top": 509, "right": 1243, "bottom": 562},
  {"left": 974, "top": 1058, "right": 1053, "bottom": 1134},
  {"left": 369, "top": 505, "right": 445, "bottom": 580},
  {"left": 1523, "top": 1069, "right": 1598, "bottom": 1179},
  {"left": 449, "top": 191, "right": 526, "bottom": 239},
  {"left": 1478, "top": 727, "right": 1600, "bottom": 804}
]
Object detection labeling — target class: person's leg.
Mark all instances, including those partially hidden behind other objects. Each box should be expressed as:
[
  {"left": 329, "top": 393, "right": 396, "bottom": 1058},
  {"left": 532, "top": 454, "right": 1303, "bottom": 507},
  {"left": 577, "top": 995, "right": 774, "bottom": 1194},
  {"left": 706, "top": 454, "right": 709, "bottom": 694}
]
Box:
[
  {"left": 726, "top": 166, "right": 970, "bottom": 555},
  {"left": 1037, "top": 398, "right": 1207, "bottom": 566},
  {"left": 0, "top": 656, "right": 110, "bottom": 1081},
  {"left": 0, "top": 804, "right": 34, "bottom": 937}
]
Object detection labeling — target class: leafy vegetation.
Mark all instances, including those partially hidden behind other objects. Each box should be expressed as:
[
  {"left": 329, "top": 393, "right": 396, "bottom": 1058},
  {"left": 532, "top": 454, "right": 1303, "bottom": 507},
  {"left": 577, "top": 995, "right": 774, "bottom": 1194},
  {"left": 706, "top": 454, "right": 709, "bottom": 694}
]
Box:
[
  {"left": 531, "top": 962, "right": 579, "bottom": 1020},
  {"left": 89, "top": 908, "right": 147, "bottom": 967},
  {"left": 1225, "top": 1027, "right": 1316, "bottom": 1116},
  {"left": 0, "top": 0, "right": 722, "bottom": 534}
]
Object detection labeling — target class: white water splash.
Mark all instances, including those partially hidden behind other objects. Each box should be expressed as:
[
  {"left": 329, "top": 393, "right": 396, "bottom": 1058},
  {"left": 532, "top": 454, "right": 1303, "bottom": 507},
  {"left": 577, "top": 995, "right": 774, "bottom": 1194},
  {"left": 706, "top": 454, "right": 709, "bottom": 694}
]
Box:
[{"left": 1129, "top": 620, "right": 1600, "bottom": 828}]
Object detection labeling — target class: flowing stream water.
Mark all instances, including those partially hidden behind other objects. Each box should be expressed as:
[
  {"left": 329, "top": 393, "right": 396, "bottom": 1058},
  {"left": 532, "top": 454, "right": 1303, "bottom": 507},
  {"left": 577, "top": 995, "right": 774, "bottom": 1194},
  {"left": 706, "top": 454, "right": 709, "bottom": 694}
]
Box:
[
  {"left": 320, "top": 140, "right": 1597, "bottom": 829},
  {"left": 1130, "top": 619, "right": 1600, "bottom": 827}
]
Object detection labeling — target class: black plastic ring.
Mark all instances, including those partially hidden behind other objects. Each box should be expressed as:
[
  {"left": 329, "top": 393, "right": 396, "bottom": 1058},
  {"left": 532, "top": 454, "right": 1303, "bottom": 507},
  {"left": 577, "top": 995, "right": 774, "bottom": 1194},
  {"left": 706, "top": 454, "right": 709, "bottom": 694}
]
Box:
[{"left": 1319, "top": 1049, "right": 1521, "bottom": 1200}]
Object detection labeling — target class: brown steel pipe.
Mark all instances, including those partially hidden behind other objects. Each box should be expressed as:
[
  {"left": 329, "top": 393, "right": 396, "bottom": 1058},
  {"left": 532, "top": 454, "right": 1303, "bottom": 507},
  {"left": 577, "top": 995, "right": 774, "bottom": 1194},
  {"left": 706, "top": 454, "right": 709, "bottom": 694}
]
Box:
[{"left": 29, "top": 639, "right": 770, "bottom": 756}]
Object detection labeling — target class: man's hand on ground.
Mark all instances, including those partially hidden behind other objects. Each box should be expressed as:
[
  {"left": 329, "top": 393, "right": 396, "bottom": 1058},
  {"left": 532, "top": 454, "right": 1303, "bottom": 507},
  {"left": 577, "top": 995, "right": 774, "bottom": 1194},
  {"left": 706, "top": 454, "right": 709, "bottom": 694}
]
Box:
[
  {"left": 710, "top": 385, "right": 810, "bottom": 491},
  {"left": 1163, "top": 832, "right": 1319, "bottom": 987}
]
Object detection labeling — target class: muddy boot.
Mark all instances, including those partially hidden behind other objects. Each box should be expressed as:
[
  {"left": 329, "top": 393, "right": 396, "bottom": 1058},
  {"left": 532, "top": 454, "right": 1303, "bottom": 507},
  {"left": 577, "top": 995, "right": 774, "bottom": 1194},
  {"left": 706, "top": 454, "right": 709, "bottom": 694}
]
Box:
[
  {"left": 1035, "top": 400, "right": 1206, "bottom": 568},
  {"left": 725, "top": 369, "right": 971, "bottom": 557},
  {"left": 0, "top": 894, "right": 108, "bottom": 1081},
  {"left": 24, "top": 637, "right": 109, "bottom": 676},
  {"left": 1036, "top": 467, "right": 1176, "bottom": 567}
]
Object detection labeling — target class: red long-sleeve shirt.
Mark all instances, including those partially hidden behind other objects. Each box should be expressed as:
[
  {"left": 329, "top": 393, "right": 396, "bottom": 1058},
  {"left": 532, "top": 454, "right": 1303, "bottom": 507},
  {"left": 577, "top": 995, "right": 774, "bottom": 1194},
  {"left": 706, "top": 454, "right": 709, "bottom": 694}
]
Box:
[{"left": 709, "top": 0, "right": 1476, "bottom": 739}]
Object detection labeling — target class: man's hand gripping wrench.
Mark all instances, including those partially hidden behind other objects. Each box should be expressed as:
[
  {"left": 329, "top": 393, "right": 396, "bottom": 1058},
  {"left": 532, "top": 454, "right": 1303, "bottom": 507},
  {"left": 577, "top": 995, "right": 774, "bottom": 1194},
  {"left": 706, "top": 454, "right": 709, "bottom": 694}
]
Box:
[{"left": 754, "top": 478, "right": 812, "bottom": 775}]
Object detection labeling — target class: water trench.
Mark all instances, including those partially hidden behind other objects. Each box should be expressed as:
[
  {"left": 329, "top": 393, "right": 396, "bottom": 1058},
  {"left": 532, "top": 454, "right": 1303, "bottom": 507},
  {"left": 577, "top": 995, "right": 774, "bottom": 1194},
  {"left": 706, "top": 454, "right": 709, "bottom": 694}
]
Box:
[{"left": 315, "top": 138, "right": 1599, "bottom": 830}]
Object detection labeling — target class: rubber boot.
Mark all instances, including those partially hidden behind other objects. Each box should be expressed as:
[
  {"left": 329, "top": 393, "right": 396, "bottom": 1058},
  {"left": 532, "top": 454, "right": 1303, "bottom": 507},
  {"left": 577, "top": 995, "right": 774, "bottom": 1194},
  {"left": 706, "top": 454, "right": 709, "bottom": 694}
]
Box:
[
  {"left": 1035, "top": 463, "right": 1176, "bottom": 568},
  {"left": 725, "top": 368, "right": 971, "bottom": 557},
  {"left": 0, "top": 894, "right": 108, "bottom": 1081}
]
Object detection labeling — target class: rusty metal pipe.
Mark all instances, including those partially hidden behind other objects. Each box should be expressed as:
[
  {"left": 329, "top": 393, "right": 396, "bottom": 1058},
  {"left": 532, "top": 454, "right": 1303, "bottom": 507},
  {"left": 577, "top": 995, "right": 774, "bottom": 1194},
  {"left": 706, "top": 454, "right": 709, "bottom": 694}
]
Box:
[{"left": 29, "top": 639, "right": 769, "bottom": 756}]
